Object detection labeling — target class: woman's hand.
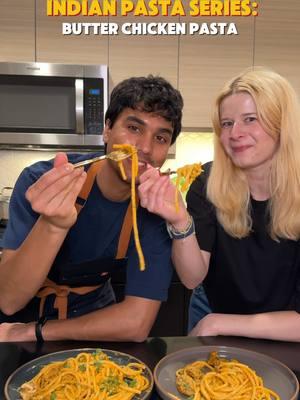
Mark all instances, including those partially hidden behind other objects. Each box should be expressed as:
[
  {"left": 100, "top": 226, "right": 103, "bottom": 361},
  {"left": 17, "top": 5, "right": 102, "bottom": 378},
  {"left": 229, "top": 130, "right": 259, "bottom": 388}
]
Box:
[
  {"left": 188, "top": 313, "right": 220, "bottom": 337},
  {"left": 138, "top": 165, "right": 189, "bottom": 227},
  {"left": 25, "top": 152, "right": 87, "bottom": 231}
]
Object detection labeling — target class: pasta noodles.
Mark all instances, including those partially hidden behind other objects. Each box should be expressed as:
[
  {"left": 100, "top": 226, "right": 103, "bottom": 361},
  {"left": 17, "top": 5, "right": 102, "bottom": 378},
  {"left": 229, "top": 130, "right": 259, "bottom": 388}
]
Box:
[
  {"left": 113, "top": 144, "right": 145, "bottom": 271},
  {"left": 174, "top": 163, "right": 203, "bottom": 212},
  {"left": 175, "top": 351, "right": 280, "bottom": 400},
  {"left": 117, "top": 160, "right": 127, "bottom": 181},
  {"left": 19, "top": 349, "right": 150, "bottom": 400},
  {"left": 112, "top": 148, "right": 203, "bottom": 268}
]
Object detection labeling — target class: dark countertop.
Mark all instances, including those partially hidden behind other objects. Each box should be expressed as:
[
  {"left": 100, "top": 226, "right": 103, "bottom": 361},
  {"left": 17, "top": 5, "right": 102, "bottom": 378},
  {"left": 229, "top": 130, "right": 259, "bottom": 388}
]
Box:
[{"left": 1, "top": 336, "right": 300, "bottom": 399}]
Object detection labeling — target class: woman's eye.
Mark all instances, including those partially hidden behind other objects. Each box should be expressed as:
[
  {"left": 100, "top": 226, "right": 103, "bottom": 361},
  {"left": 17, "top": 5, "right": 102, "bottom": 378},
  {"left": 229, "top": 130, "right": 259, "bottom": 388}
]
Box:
[
  {"left": 245, "top": 116, "right": 257, "bottom": 123},
  {"left": 221, "top": 121, "right": 233, "bottom": 128}
]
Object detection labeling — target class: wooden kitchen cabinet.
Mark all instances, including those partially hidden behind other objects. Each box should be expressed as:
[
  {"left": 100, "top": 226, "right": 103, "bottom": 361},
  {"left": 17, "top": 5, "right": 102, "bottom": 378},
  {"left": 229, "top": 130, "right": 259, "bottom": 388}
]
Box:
[
  {"left": 0, "top": 0, "right": 35, "bottom": 62},
  {"left": 178, "top": 16, "right": 255, "bottom": 128},
  {"left": 2, "top": 1, "right": 299, "bottom": 130},
  {"left": 254, "top": 0, "right": 300, "bottom": 95},
  {"left": 35, "top": 0, "right": 109, "bottom": 65},
  {"left": 108, "top": 14, "right": 179, "bottom": 91}
]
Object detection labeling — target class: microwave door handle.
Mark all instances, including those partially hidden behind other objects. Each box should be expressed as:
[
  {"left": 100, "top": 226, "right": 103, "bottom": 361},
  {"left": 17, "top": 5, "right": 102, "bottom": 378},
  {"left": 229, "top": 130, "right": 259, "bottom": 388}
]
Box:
[{"left": 75, "top": 78, "right": 84, "bottom": 134}]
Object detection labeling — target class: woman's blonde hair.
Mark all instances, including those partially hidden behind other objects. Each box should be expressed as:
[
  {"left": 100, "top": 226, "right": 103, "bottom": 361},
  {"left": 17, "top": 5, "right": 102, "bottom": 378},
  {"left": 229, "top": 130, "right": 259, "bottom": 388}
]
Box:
[{"left": 208, "top": 67, "right": 300, "bottom": 240}]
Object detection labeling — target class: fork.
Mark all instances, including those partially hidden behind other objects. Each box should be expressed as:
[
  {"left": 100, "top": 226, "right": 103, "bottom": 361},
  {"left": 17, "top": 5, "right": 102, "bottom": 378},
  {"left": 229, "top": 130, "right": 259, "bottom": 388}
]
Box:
[
  {"left": 73, "top": 150, "right": 131, "bottom": 168},
  {"left": 158, "top": 168, "right": 177, "bottom": 176}
]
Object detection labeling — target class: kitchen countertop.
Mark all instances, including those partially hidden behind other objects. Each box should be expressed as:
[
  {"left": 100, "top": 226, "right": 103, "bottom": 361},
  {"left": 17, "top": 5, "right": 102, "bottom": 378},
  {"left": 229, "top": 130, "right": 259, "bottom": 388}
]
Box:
[{"left": 1, "top": 335, "right": 300, "bottom": 399}]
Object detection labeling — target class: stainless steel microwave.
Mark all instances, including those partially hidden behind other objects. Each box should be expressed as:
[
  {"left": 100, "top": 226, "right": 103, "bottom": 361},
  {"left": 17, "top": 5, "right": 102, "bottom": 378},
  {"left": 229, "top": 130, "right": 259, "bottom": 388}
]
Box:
[{"left": 0, "top": 62, "right": 108, "bottom": 148}]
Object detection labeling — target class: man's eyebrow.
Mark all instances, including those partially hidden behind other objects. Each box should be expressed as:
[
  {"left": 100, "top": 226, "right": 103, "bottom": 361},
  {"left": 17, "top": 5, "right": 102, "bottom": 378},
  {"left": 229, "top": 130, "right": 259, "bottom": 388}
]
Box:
[
  {"left": 126, "top": 115, "right": 173, "bottom": 136},
  {"left": 126, "top": 115, "right": 146, "bottom": 125}
]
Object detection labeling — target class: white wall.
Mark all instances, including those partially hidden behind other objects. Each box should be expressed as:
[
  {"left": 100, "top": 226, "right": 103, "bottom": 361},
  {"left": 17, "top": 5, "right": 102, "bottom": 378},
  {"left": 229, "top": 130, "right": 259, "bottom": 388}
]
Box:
[
  {"left": 163, "top": 131, "right": 214, "bottom": 171},
  {"left": 0, "top": 150, "right": 56, "bottom": 189}
]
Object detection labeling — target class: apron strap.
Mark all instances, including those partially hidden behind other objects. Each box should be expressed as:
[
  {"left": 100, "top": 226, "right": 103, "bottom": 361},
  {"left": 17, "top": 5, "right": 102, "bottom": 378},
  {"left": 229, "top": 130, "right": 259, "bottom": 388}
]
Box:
[
  {"left": 36, "top": 278, "right": 101, "bottom": 320},
  {"left": 75, "top": 161, "right": 102, "bottom": 213},
  {"left": 36, "top": 158, "right": 135, "bottom": 319},
  {"left": 116, "top": 198, "right": 133, "bottom": 259}
]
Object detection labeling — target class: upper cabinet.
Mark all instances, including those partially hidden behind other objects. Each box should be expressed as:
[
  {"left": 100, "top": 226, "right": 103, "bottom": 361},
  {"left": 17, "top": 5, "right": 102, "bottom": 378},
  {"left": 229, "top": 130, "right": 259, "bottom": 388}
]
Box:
[
  {"left": 254, "top": 0, "right": 300, "bottom": 95},
  {"left": 36, "top": 0, "right": 108, "bottom": 65},
  {"left": 0, "top": 0, "right": 35, "bottom": 61},
  {"left": 178, "top": 16, "right": 255, "bottom": 128},
  {"left": 1, "top": 1, "right": 300, "bottom": 128},
  {"left": 108, "top": 14, "right": 179, "bottom": 91}
]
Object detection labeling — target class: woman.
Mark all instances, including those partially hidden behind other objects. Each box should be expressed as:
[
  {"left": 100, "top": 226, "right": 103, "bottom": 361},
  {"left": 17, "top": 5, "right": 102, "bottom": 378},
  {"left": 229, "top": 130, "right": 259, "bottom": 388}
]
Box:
[{"left": 138, "top": 67, "right": 300, "bottom": 341}]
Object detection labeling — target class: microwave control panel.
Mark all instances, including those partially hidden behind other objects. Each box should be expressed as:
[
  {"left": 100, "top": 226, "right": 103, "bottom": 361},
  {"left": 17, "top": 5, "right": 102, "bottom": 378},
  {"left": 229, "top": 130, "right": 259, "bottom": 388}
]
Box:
[{"left": 84, "top": 78, "right": 104, "bottom": 135}]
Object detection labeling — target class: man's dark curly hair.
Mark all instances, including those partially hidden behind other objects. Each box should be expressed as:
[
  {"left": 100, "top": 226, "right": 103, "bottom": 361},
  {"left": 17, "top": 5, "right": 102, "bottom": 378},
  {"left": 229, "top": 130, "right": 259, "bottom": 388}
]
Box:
[{"left": 105, "top": 75, "right": 183, "bottom": 144}]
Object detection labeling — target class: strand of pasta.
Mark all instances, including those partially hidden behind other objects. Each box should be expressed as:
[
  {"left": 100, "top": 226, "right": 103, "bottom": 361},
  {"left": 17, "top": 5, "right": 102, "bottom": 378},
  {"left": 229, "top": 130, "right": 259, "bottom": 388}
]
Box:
[
  {"left": 113, "top": 144, "right": 145, "bottom": 271},
  {"left": 176, "top": 355, "right": 280, "bottom": 400},
  {"left": 117, "top": 160, "right": 127, "bottom": 180},
  {"left": 19, "top": 350, "right": 150, "bottom": 400}
]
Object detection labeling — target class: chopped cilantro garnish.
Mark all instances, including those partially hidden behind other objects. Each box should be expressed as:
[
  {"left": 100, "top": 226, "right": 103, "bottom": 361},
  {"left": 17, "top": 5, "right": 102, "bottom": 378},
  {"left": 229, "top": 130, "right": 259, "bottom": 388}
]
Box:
[
  {"left": 124, "top": 377, "right": 137, "bottom": 387},
  {"left": 92, "top": 348, "right": 103, "bottom": 357},
  {"left": 94, "top": 360, "right": 103, "bottom": 372},
  {"left": 99, "top": 375, "right": 120, "bottom": 395},
  {"left": 79, "top": 364, "right": 86, "bottom": 372}
]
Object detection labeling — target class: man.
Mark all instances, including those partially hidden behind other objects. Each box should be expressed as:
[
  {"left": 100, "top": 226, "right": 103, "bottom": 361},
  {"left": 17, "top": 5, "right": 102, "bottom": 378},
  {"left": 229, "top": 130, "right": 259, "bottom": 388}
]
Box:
[{"left": 0, "top": 76, "right": 183, "bottom": 342}]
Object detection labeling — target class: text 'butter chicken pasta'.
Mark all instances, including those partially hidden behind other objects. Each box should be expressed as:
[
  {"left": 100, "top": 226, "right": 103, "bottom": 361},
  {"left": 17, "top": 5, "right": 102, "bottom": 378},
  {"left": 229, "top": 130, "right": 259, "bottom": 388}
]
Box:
[
  {"left": 175, "top": 351, "right": 280, "bottom": 400},
  {"left": 19, "top": 349, "right": 151, "bottom": 400}
]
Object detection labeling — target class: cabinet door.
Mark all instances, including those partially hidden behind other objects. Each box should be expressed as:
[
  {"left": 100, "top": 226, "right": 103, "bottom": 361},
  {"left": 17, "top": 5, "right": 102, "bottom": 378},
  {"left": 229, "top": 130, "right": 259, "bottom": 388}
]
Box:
[
  {"left": 36, "top": 0, "right": 108, "bottom": 65},
  {"left": 179, "top": 17, "right": 255, "bottom": 128},
  {"left": 0, "top": 0, "right": 35, "bottom": 61},
  {"left": 108, "top": 15, "right": 179, "bottom": 90},
  {"left": 254, "top": 0, "right": 300, "bottom": 95}
]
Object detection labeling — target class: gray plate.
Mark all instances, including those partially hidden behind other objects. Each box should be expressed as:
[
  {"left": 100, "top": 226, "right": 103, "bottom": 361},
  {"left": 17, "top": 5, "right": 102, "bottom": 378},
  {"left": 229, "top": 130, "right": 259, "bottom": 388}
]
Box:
[
  {"left": 5, "top": 348, "right": 153, "bottom": 400},
  {"left": 154, "top": 345, "right": 299, "bottom": 400}
]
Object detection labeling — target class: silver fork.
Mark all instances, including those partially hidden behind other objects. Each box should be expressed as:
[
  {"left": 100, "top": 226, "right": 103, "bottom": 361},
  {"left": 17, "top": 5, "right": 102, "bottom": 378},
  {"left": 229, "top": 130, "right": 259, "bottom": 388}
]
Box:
[
  {"left": 159, "top": 169, "right": 177, "bottom": 176},
  {"left": 73, "top": 150, "right": 131, "bottom": 168}
]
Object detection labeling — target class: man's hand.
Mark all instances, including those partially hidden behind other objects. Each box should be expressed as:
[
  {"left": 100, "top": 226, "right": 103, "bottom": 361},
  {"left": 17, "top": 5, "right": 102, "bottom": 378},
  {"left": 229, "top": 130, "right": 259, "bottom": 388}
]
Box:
[
  {"left": 25, "top": 152, "right": 87, "bottom": 231},
  {"left": 0, "top": 322, "right": 34, "bottom": 342}
]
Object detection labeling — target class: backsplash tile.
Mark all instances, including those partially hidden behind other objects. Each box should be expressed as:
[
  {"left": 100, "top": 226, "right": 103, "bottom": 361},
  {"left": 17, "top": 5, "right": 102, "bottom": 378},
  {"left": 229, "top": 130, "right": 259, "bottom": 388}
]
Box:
[
  {"left": 163, "top": 131, "right": 214, "bottom": 170},
  {"left": 0, "top": 150, "right": 56, "bottom": 188}
]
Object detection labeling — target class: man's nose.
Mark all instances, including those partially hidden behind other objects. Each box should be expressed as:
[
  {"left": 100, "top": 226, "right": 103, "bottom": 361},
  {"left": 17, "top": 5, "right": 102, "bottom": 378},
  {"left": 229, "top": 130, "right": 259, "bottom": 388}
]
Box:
[{"left": 137, "top": 134, "right": 153, "bottom": 154}]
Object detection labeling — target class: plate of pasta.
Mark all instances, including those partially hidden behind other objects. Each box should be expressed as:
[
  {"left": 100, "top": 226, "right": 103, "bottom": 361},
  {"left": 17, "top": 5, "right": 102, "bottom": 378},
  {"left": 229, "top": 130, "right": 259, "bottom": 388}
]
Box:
[
  {"left": 154, "top": 345, "right": 299, "bottom": 400},
  {"left": 4, "top": 348, "right": 153, "bottom": 400}
]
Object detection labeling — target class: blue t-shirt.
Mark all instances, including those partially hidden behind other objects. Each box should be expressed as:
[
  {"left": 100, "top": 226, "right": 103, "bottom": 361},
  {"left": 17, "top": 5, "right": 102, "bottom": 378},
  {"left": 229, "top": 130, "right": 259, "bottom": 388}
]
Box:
[{"left": 3, "top": 153, "right": 173, "bottom": 317}]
